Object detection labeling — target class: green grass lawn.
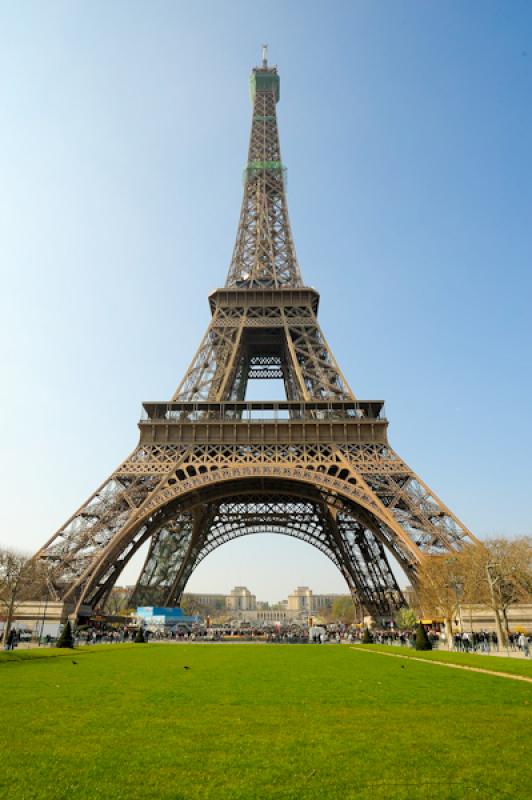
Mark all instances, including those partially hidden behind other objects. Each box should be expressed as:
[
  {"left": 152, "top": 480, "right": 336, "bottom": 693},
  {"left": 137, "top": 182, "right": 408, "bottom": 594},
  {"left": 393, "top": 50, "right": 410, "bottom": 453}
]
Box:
[{"left": 1, "top": 644, "right": 530, "bottom": 800}]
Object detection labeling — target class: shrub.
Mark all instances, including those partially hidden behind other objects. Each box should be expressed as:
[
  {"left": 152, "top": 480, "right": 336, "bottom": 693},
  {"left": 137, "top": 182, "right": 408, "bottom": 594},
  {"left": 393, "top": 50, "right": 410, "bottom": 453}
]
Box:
[
  {"left": 56, "top": 621, "right": 74, "bottom": 649},
  {"left": 415, "top": 623, "right": 432, "bottom": 651},
  {"left": 362, "top": 627, "right": 373, "bottom": 644}
]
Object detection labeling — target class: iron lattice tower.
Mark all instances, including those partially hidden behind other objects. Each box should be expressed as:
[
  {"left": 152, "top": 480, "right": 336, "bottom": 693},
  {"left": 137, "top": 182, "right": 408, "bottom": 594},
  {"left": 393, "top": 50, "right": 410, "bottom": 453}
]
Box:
[{"left": 35, "top": 52, "right": 479, "bottom": 621}]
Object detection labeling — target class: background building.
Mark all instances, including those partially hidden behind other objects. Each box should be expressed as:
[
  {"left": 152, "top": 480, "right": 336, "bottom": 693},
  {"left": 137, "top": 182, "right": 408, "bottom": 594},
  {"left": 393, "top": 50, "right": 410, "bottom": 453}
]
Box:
[
  {"left": 179, "top": 585, "right": 342, "bottom": 622},
  {"left": 225, "top": 587, "right": 257, "bottom": 612},
  {"left": 287, "top": 587, "right": 343, "bottom": 614}
]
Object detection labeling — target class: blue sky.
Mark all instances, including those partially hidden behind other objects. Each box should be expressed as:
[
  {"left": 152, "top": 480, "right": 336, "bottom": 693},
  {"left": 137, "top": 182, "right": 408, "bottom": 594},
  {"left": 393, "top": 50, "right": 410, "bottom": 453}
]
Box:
[{"left": 0, "top": 2, "right": 531, "bottom": 601}]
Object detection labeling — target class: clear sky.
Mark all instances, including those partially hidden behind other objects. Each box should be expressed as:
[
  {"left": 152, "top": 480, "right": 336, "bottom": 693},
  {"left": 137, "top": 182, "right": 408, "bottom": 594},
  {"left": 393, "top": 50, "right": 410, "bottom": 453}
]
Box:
[{"left": 1, "top": 1, "right": 531, "bottom": 602}]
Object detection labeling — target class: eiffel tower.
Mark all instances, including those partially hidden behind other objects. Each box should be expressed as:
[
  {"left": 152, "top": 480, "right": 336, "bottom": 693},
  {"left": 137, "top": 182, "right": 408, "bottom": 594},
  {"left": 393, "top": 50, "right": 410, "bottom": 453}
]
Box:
[{"left": 35, "top": 48, "right": 478, "bottom": 622}]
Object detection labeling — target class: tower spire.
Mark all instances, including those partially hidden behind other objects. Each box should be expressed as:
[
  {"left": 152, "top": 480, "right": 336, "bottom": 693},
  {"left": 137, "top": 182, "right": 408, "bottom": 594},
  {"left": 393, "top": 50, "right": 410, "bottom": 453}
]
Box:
[{"left": 225, "top": 57, "right": 303, "bottom": 288}]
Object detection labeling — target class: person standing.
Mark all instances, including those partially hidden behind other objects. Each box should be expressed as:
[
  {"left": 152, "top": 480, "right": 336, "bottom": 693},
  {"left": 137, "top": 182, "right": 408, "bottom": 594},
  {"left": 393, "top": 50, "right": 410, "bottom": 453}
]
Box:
[{"left": 518, "top": 632, "right": 529, "bottom": 657}]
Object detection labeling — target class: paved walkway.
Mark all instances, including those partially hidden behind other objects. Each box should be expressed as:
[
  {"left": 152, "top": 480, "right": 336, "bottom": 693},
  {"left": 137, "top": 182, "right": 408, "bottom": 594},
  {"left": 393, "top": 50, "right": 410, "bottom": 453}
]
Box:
[{"left": 351, "top": 646, "right": 532, "bottom": 684}]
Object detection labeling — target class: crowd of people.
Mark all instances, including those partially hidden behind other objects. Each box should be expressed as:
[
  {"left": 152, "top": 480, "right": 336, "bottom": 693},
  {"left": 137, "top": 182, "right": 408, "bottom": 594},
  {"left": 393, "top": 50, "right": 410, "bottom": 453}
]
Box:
[
  {"left": 76, "top": 626, "right": 321, "bottom": 645},
  {"left": 355, "top": 627, "right": 531, "bottom": 655},
  {"left": 72, "top": 624, "right": 531, "bottom": 654},
  {"left": 4, "top": 621, "right": 531, "bottom": 656}
]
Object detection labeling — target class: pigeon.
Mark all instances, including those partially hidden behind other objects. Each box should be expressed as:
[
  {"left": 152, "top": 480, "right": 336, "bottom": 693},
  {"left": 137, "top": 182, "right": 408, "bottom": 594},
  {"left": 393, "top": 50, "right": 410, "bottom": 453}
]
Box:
[
  {"left": 183, "top": 666, "right": 190, "bottom": 670},
  {"left": 72, "top": 660, "right": 78, "bottom": 665}
]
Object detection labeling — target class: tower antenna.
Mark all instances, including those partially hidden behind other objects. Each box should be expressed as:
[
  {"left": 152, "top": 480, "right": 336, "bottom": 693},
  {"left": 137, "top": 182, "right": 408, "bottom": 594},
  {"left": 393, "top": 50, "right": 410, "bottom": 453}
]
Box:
[{"left": 261, "top": 44, "right": 268, "bottom": 68}]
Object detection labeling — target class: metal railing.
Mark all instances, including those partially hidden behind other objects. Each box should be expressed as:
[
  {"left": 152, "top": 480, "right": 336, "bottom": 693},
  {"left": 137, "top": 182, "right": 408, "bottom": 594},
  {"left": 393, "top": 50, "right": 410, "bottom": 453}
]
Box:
[{"left": 140, "top": 400, "right": 387, "bottom": 424}]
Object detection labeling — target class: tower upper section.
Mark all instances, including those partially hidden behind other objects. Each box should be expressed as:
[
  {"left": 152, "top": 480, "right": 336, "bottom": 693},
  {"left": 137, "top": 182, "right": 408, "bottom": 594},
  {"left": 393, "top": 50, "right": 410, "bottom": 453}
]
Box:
[{"left": 225, "top": 53, "right": 303, "bottom": 289}]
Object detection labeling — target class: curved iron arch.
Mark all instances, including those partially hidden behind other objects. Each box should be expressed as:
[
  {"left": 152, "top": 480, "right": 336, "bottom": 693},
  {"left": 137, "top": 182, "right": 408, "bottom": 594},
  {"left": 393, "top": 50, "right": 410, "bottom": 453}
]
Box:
[
  {"left": 70, "top": 476, "right": 409, "bottom": 620},
  {"left": 124, "top": 487, "right": 405, "bottom": 619},
  {"left": 194, "top": 520, "right": 342, "bottom": 571}
]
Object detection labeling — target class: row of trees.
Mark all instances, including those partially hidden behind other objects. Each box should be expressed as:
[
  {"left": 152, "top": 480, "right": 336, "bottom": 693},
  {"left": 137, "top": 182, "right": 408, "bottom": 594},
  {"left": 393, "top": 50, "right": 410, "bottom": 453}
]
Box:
[{"left": 412, "top": 537, "right": 531, "bottom": 645}]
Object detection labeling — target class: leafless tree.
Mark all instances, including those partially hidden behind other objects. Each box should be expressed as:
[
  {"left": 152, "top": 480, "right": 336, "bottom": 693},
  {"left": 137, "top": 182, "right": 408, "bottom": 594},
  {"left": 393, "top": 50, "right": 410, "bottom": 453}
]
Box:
[
  {"left": 330, "top": 595, "right": 357, "bottom": 625},
  {"left": 461, "top": 538, "right": 532, "bottom": 645},
  {"left": 414, "top": 555, "right": 467, "bottom": 646},
  {"left": 103, "top": 587, "right": 132, "bottom": 616},
  {"left": 0, "top": 549, "right": 50, "bottom": 645},
  {"left": 180, "top": 594, "right": 207, "bottom": 617}
]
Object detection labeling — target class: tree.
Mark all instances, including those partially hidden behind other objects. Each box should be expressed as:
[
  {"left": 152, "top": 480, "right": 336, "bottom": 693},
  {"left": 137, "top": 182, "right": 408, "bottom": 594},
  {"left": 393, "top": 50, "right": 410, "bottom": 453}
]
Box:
[
  {"left": 56, "top": 620, "right": 74, "bottom": 648},
  {"left": 394, "top": 608, "right": 417, "bottom": 630},
  {"left": 415, "top": 555, "right": 466, "bottom": 646},
  {"left": 415, "top": 539, "right": 532, "bottom": 649},
  {"left": 0, "top": 549, "right": 50, "bottom": 646},
  {"left": 104, "top": 587, "right": 131, "bottom": 616},
  {"left": 415, "top": 623, "right": 432, "bottom": 651},
  {"left": 330, "top": 596, "right": 357, "bottom": 625},
  {"left": 180, "top": 594, "right": 211, "bottom": 618},
  {"left": 461, "top": 538, "right": 532, "bottom": 645}
]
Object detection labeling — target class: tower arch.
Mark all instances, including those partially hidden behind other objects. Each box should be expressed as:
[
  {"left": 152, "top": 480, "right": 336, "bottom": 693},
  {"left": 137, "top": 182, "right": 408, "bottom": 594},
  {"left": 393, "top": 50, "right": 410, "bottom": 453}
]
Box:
[{"left": 64, "top": 475, "right": 410, "bottom": 620}]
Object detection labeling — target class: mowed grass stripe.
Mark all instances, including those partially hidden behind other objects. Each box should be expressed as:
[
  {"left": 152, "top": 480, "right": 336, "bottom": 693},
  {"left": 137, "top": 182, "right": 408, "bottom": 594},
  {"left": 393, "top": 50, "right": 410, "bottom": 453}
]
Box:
[
  {"left": 0, "top": 644, "right": 530, "bottom": 800},
  {"left": 351, "top": 645, "right": 532, "bottom": 682}
]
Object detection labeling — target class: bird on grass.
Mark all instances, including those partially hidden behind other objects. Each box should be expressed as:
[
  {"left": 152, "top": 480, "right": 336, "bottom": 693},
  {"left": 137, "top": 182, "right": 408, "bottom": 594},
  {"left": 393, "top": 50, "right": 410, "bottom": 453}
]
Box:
[
  {"left": 183, "top": 666, "right": 190, "bottom": 670},
  {"left": 72, "top": 660, "right": 78, "bottom": 665}
]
